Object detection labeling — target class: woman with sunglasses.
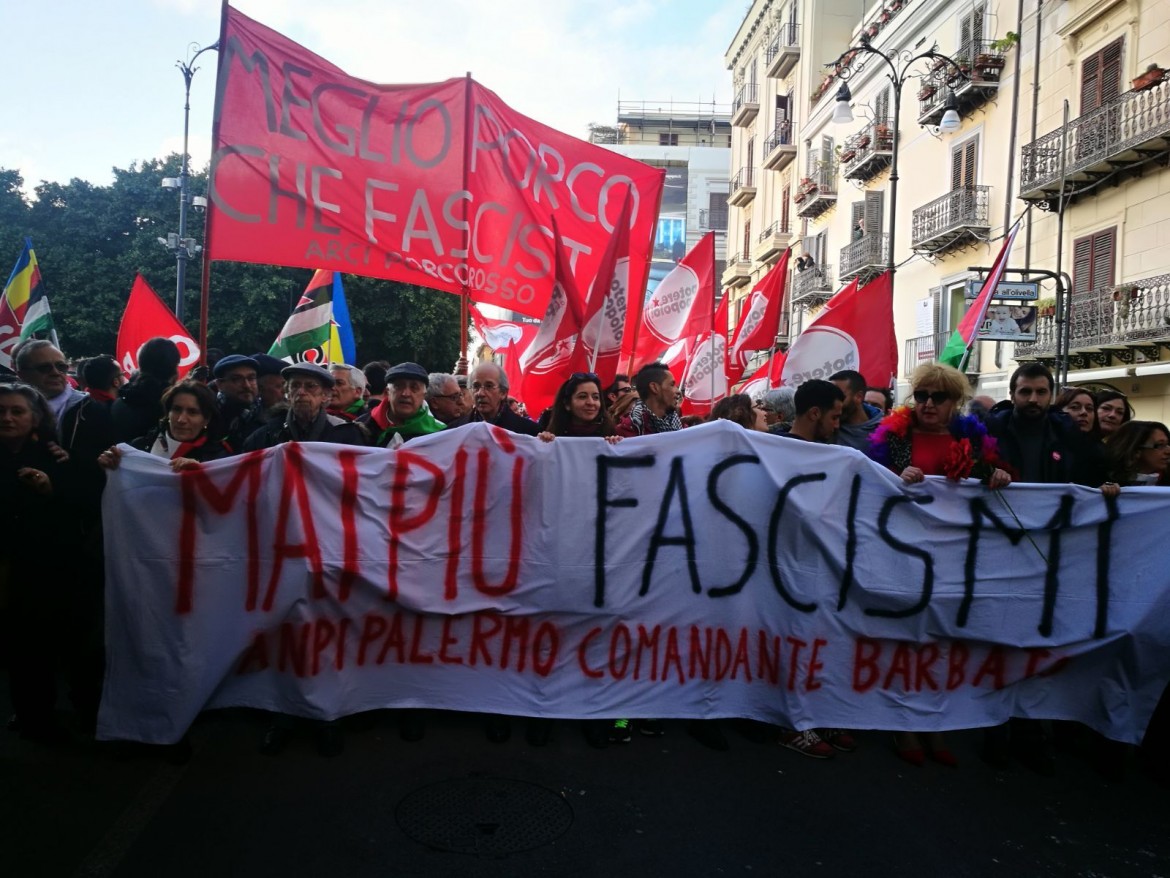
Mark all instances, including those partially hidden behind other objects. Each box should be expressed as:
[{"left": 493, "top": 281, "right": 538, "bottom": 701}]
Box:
[
  {"left": 537, "top": 372, "right": 622, "bottom": 444},
  {"left": 1104, "top": 420, "right": 1170, "bottom": 486},
  {"left": 867, "top": 363, "right": 1011, "bottom": 768},
  {"left": 1095, "top": 390, "right": 1133, "bottom": 440},
  {"left": 0, "top": 382, "right": 80, "bottom": 744}
]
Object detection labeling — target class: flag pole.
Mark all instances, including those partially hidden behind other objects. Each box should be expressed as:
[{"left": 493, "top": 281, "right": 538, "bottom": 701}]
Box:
[
  {"left": 709, "top": 249, "right": 717, "bottom": 405},
  {"left": 459, "top": 72, "right": 474, "bottom": 365},
  {"left": 198, "top": 0, "right": 230, "bottom": 366}
]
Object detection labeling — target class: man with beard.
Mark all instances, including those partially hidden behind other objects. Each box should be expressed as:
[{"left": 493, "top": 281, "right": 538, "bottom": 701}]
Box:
[
  {"left": 615, "top": 362, "right": 681, "bottom": 436},
  {"left": 830, "top": 369, "right": 882, "bottom": 450},
  {"left": 212, "top": 355, "right": 263, "bottom": 451}
]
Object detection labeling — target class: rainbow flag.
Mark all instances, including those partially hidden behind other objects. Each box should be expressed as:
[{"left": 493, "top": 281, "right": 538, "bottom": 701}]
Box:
[{"left": 4, "top": 238, "right": 56, "bottom": 344}]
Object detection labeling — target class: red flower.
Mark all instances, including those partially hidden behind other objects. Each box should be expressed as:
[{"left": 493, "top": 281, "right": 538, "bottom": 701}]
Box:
[{"left": 945, "top": 437, "right": 975, "bottom": 481}]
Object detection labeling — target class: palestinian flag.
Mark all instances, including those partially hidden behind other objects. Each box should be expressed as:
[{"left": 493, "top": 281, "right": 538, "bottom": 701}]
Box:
[
  {"left": 7, "top": 238, "right": 56, "bottom": 341},
  {"left": 939, "top": 220, "right": 1021, "bottom": 370},
  {"left": 270, "top": 269, "right": 347, "bottom": 364}
]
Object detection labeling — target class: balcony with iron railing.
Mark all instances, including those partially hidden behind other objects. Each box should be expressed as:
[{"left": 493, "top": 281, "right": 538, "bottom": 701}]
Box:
[
  {"left": 1014, "top": 273, "right": 1170, "bottom": 366},
  {"left": 791, "top": 265, "right": 835, "bottom": 308},
  {"left": 721, "top": 258, "right": 753, "bottom": 290},
  {"left": 1019, "top": 78, "right": 1170, "bottom": 205},
  {"left": 729, "top": 166, "right": 757, "bottom": 207},
  {"left": 765, "top": 23, "right": 801, "bottom": 79},
  {"left": 904, "top": 329, "right": 981, "bottom": 375},
  {"left": 754, "top": 220, "right": 792, "bottom": 264},
  {"left": 794, "top": 164, "right": 838, "bottom": 219},
  {"left": 699, "top": 207, "right": 729, "bottom": 231},
  {"left": 917, "top": 42, "right": 1005, "bottom": 126},
  {"left": 762, "top": 122, "right": 797, "bottom": 172},
  {"left": 841, "top": 120, "right": 895, "bottom": 182},
  {"left": 910, "top": 185, "right": 991, "bottom": 254},
  {"left": 732, "top": 83, "right": 760, "bottom": 127},
  {"left": 839, "top": 233, "right": 889, "bottom": 284}
]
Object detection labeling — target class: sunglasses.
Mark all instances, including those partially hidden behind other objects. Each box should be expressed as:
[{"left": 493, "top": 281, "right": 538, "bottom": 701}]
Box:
[
  {"left": 1140, "top": 442, "right": 1170, "bottom": 450},
  {"left": 571, "top": 372, "right": 600, "bottom": 383},
  {"left": 32, "top": 361, "right": 70, "bottom": 375},
  {"left": 912, "top": 390, "right": 952, "bottom": 405}
]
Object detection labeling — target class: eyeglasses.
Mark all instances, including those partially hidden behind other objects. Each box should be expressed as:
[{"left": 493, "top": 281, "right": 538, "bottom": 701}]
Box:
[
  {"left": 471, "top": 382, "right": 500, "bottom": 392},
  {"left": 1140, "top": 442, "right": 1170, "bottom": 450},
  {"left": 32, "top": 361, "right": 69, "bottom": 375},
  {"left": 614, "top": 386, "right": 634, "bottom": 395},
  {"left": 571, "top": 372, "right": 600, "bottom": 383},
  {"left": 287, "top": 380, "right": 324, "bottom": 392},
  {"left": 912, "top": 390, "right": 952, "bottom": 405},
  {"left": 429, "top": 392, "right": 463, "bottom": 401}
]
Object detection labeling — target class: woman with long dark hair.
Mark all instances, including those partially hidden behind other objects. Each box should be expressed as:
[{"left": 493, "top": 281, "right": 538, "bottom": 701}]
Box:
[
  {"left": 539, "top": 372, "right": 621, "bottom": 443},
  {"left": 1095, "top": 390, "right": 1133, "bottom": 440},
  {"left": 1105, "top": 420, "right": 1170, "bottom": 486},
  {"left": 711, "top": 393, "right": 768, "bottom": 431}
]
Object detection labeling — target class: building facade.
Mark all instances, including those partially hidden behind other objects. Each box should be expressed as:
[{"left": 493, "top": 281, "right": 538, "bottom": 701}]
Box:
[{"left": 724, "top": 0, "right": 1170, "bottom": 415}]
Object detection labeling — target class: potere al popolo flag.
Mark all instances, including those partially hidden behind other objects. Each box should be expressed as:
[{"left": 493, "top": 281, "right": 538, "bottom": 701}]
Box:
[
  {"left": 668, "top": 292, "right": 728, "bottom": 417},
  {"left": 727, "top": 248, "right": 790, "bottom": 384},
  {"left": 939, "top": 220, "right": 1022, "bottom": 370},
  {"left": 116, "top": 275, "right": 201, "bottom": 377},
  {"left": 628, "top": 232, "right": 717, "bottom": 371},
  {"left": 572, "top": 194, "right": 633, "bottom": 385},
  {"left": 207, "top": 6, "right": 665, "bottom": 321},
  {"left": 781, "top": 272, "right": 897, "bottom": 389}
]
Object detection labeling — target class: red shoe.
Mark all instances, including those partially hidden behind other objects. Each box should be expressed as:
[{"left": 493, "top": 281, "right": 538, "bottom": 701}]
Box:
[
  {"left": 894, "top": 734, "right": 925, "bottom": 766},
  {"left": 820, "top": 728, "right": 858, "bottom": 752},
  {"left": 780, "top": 729, "right": 835, "bottom": 759}
]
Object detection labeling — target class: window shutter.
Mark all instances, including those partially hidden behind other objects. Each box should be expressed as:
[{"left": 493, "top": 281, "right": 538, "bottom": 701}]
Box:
[
  {"left": 781, "top": 186, "right": 790, "bottom": 231},
  {"left": 746, "top": 137, "right": 755, "bottom": 170},
  {"left": 1091, "top": 228, "right": 1116, "bottom": 292},
  {"left": 874, "top": 88, "right": 890, "bottom": 123},
  {"left": 851, "top": 201, "right": 866, "bottom": 229},
  {"left": 1072, "top": 235, "right": 1094, "bottom": 295},
  {"left": 776, "top": 94, "right": 789, "bottom": 120},
  {"left": 931, "top": 286, "right": 943, "bottom": 334},
  {"left": 1081, "top": 52, "right": 1101, "bottom": 113},
  {"left": 813, "top": 231, "right": 827, "bottom": 263},
  {"left": 1101, "top": 40, "right": 1123, "bottom": 102},
  {"left": 743, "top": 219, "right": 751, "bottom": 260},
  {"left": 865, "top": 190, "right": 884, "bottom": 235},
  {"left": 951, "top": 148, "right": 963, "bottom": 190},
  {"left": 964, "top": 138, "right": 977, "bottom": 187}
]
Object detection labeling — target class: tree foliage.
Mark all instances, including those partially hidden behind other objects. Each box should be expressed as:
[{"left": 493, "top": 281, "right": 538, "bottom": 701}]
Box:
[{"left": 1, "top": 156, "right": 464, "bottom": 370}]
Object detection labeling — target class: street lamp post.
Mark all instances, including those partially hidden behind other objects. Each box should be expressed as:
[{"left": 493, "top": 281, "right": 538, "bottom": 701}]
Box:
[
  {"left": 165, "top": 40, "right": 219, "bottom": 323},
  {"left": 829, "top": 35, "right": 963, "bottom": 284}
]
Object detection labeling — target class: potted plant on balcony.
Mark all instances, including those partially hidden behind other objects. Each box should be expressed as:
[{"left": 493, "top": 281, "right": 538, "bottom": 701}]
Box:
[
  {"left": 840, "top": 147, "right": 857, "bottom": 163},
  {"left": 1036, "top": 297, "right": 1056, "bottom": 318},
  {"left": 1111, "top": 283, "right": 1140, "bottom": 302},
  {"left": 865, "top": 23, "right": 880, "bottom": 39},
  {"left": 1133, "top": 63, "right": 1166, "bottom": 92},
  {"left": 918, "top": 83, "right": 937, "bottom": 101}
]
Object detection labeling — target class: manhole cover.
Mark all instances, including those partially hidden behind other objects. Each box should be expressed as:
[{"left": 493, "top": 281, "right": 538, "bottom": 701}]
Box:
[{"left": 396, "top": 776, "right": 574, "bottom": 856}]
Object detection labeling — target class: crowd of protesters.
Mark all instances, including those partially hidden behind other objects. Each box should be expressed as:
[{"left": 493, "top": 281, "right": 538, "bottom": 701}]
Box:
[{"left": 0, "top": 336, "right": 1167, "bottom": 784}]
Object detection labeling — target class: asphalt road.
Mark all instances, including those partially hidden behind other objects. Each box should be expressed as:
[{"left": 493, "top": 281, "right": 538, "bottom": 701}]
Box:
[{"left": 2, "top": 701, "right": 1167, "bottom": 878}]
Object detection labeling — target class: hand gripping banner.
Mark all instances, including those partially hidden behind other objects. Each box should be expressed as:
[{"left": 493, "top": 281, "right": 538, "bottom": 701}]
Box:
[
  {"left": 206, "top": 6, "right": 665, "bottom": 320},
  {"left": 99, "top": 423, "right": 1170, "bottom": 745}
]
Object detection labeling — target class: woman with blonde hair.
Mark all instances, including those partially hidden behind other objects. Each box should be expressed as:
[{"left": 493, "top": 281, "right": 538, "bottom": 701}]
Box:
[{"left": 868, "top": 363, "right": 1012, "bottom": 767}]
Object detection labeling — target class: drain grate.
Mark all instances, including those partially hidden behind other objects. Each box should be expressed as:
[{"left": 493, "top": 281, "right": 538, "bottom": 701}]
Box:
[{"left": 396, "top": 776, "right": 574, "bottom": 857}]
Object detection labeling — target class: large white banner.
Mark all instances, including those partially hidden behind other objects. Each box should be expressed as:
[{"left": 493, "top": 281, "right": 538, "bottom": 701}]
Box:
[{"left": 98, "top": 422, "right": 1170, "bottom": 744}]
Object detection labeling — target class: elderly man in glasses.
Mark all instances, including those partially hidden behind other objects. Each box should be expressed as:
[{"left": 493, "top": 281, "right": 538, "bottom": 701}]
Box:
[
  {"left": 424, "top": 371, "right": 466, "bottom": 425},
  {"left": 242, "top": 363, "right": 367, "bottom": 452},
  {"left": 15, "top": 339, "right": 113, "bottom": 467},
  {"left": 449, "top": 362, "right": 539, "bottom": 436}
]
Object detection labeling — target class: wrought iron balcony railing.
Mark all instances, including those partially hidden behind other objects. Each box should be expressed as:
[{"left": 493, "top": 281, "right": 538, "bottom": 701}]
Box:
[
  {"left": 729, "top": 166, "right": 757, "bottom": 207},
  {"left": 1019, "top": 78, "right": 1170, "bottom": 203},
  {"left": 917, "top": 41, "right": 1005, "bottom": 125},
  {"left": 839, "top": 233, "right": 889, "bottom": 283},
  {"left": 755, "top": 220, "right": 792, "bottom": 263},
  {"left": 763, "top": 122, "right": 797, "bottom": 171},
  {"left": 910, "top": 185, "right": 991, "bottom": 253},
  {"left": 840, "top": 119, "right": 894, "bottom": 182},
  {"left": 791, "top": 265, "right": 835, "bottom": 307},
  {"left": 765, "top": 23, "right": 801, "bottom": 79},
  {"left": 721, "top": 258, "right": 753, "bottom": 289},
  {"left": 699, "top": 207, "right": 728, "bottom": 231},
  {"left": 1015, "top": 273, "right": 1170, "bottom": 361},
  {"left": 904, "top": 330, "right": 955, "bottom": 376},
  {"left": 794, "top": 164, "right": 838, "bottom": 219},
  {"left": 732, "top": 83, "right": 760, "bottom": 126}
]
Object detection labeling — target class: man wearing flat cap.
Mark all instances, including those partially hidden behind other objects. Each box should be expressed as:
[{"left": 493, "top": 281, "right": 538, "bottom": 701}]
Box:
[
  {"left": 213, "top": 354, "right": 264, "bottom": 451},
  {"left": 358, "top": 361, "right": 446, "bottom": 449},
  {"left": 251, "top": 353, "right": 289, "bottom": 411},
  {"left": 242, "top": 362, "right": 367, "bottom": 451}
]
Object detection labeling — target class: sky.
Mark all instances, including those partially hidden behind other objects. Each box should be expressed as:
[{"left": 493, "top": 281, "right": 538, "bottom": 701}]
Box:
[{"left": 1, "top": 0, "right": 742, "bottom": 192}]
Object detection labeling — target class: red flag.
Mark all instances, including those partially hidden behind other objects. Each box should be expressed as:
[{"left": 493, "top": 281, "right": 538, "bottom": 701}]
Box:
[
  {"left": 572, "top": 194, "right": 633, "bottom": 385},
  {"left": 208, "top": 7, "right": 664, "bottom": 321},
  {"left": 469, "top": 306, "right": 540, "bottom": 400},
  {"left": 669, "top": 292, "right": 729, "bottom": 417},
  {"left": 736, "top": 351, "right": 787, "bottom": 398},
  {"left": 628, "top": 232, "right": 717, "bottom": 371},
  {"left": 780, "top": 272, "right": 896, "bottom": 389},
  {"left": 0, "top": 297, "right": 21, "bottom": 369},
  {"left": 517, "top": 233, "right": 587, "bottom": 414},
  {"left": 116, "top": 275, "right": 201, "bottom": 377},
  {"left": 727, "top": 248, "right": 791, "bottom": 383}
]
